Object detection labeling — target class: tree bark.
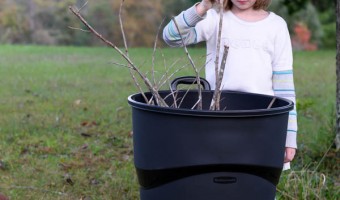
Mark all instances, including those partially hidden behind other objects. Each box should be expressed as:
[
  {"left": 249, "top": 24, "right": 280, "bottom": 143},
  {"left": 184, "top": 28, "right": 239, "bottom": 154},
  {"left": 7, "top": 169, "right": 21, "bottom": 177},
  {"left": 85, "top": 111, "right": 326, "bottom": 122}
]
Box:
[
  {"left": 336, "top": 0, "right": 340, "bottom": 151},
  {"left": 27, "top": 0, "right": 36, "bottom": 31}
]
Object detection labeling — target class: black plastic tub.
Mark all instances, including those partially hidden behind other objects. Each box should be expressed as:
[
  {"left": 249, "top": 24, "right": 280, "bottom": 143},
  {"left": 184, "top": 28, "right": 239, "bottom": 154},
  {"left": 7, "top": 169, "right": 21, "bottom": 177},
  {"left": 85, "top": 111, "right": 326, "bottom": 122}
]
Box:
[{"left": 128, "top": 79, "right": 294, "bottom": 200}]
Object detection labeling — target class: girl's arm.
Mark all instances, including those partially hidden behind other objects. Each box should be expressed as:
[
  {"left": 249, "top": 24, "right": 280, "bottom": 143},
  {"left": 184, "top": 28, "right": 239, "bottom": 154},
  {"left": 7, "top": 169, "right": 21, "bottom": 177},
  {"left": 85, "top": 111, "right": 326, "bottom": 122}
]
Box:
[
  {"left": 272, "top": 21, "right": 298, "bottom": 161},
  {"left": 272, "top": 70, "right": 298, "bottom": 150},
  {"left": 273, "top": 70, "right": 297, "bottom": 164},
  {"left": 162, "top": 1, "right": 215, "bottom": 47}
]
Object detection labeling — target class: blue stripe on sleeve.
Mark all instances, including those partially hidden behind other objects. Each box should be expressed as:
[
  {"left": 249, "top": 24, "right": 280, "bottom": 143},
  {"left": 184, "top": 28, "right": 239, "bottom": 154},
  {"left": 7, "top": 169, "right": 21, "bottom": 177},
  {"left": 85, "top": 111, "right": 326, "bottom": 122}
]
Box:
[
  {"left": 273, "top": 70, "right": 293, "bottom": 75},
  {"left": 193, "top": 28, "right": 197, "bottom": 43},
  {"left": 169, "top": 22, "right": 180, "bottom": 38},
  {"left": 274, "top": 89, "right": 295, "bottom": 92},
  {"left": 183, "top": 13, "right": 194, "bottom": 27}
]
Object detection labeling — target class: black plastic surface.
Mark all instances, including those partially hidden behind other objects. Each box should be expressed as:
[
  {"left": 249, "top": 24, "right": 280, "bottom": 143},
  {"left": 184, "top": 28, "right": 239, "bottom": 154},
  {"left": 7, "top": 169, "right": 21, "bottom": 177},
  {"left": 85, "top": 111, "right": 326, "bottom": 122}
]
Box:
[
  {"left": 128, "top": 90, "right": 294, "bottom": 200},
  {"left": 140, "top": 172, "right": 277, "bottom": 200}
]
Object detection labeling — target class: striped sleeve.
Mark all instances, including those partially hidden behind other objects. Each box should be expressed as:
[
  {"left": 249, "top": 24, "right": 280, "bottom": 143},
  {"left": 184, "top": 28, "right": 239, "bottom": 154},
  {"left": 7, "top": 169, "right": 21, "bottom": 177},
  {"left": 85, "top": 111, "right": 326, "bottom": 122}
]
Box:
[
  {"left": 163, "top": 4, "right": 203, "bottom": 47},
  {"left": 272, "top": 69, "right": 298, "bottom": 148}
]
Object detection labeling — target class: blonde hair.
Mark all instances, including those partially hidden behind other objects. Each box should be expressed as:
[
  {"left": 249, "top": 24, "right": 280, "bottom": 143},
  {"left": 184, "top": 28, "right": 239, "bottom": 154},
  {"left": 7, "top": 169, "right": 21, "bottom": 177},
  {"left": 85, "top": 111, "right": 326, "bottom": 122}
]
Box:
[{"left": 224, "top": 0, "right": 272, "bottom": 11}]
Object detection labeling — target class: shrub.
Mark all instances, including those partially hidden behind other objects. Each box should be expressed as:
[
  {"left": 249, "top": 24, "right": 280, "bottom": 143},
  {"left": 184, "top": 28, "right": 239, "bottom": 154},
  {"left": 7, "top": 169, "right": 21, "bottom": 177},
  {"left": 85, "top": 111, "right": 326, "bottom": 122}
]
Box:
[
  {"left": 318, "top": 10, "right": 336, "bottom": 49},
  {"left": 269, "top": 0, "right": 322, "bottom": 50},
  {"left": 292, "top": 23, "right": 317, "bottom": 51}
]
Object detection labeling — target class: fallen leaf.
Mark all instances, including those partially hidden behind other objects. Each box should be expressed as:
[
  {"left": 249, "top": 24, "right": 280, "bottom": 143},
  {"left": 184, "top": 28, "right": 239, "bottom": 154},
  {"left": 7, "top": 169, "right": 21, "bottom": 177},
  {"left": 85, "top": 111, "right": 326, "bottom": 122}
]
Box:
[
  {"left": 0, "top": 160, "right": 8, "bottom": 170},
  {"left": 122, "top": 154, "right": 130, "bottom": 161},
  {"left": 80, "top": 133, "right": 92, "bottom": 137},
  {"left": 81, "top": 144, "right": 88, "bottom": 150},
  {"left": 81, "top": 121, "right": 98, "bottom": 127},
  {"left": 20, "top": 147, "right": 30, "bottom": 155},
  {"left": 80, "top": 196, "right": 92, "bottom": 200},
  {"left": 90, "top": 179, "right": 100, "bottom": 186},
  {"left": 74, "top": 99, "right": 81, "bottom": 105},
  {"left": 64, "top": 173, "right": 74, "bottom": 186}
]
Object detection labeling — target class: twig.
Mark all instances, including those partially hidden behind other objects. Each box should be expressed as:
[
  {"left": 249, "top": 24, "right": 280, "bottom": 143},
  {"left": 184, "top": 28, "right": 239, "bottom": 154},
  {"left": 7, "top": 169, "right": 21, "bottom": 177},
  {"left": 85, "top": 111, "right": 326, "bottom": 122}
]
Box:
[
  {"left": 160, "top": 49, "right": 178, "bottom": 108},
  {"left": 68, "top": 26, "right": 90, "bottom": 33},
  {"left": 119, "top": 0, "right": 128, "bottom": 56},
  {"left": 214, "top": 1, "right": 224, "bottom": 93},
  {"left": 312, "top": 142, "right": 333, "bottom": 174},
  {"left": 118, "top": 0, "right": 149, "bottom": 104},
  {"left": 172, "top": 17, "right": 203, "bottom": 110},
  {"left": 174, "top": 61, "right": 208, "bottom": 109},
  {"left": 178, "top": 83, "right": 196, "bottom": 108},
  {"left": 152, "top": 18, "right": 166, "bottom": 86},
  {"left": 78, "top": 0, "right": 88, "bottom": 12},
  {"left": 69, "top": 6, "right": 168, "bottom": 107},
  {"left": 157, "top": 56, "right": 185, "bottom": 86},
  {"left": 210, "top": 45, "right": 229, "bottom": 110},
  {"left": 158, "top": 64, "right": 190, "bottom": 88},
  {"left": 110, "top": 61, "right": 132, "bottom": 69},
  {"left": 267, "top": 97, "right": 276, "bottom": 109},
  {"left": 210, "top": 1, "right": 226, "bottom": 111},
  {"left": 276, "top": 188, "right": 298, "bottom": 200}
]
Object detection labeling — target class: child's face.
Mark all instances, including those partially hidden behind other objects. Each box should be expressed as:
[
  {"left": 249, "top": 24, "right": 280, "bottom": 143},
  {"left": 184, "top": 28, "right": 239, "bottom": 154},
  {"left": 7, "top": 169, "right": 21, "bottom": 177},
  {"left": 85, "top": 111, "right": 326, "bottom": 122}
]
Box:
[{"left": 230, "top": 0, "right": 257, "bottom": 10}]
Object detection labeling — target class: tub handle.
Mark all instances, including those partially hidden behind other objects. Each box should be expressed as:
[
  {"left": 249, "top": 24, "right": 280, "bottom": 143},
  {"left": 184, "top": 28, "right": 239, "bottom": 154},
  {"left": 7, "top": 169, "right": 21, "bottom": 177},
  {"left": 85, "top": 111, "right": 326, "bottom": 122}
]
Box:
[
  {"left": 213, "top": 176, "right": 237, "bottom": 184},
  {"left": 171, "top": 76, "right": 211, "bottom": 91}
]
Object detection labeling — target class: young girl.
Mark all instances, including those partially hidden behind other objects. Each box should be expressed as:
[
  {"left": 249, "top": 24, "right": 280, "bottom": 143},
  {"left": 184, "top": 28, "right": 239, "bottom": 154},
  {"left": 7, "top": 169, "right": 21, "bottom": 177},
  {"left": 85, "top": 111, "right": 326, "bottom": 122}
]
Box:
[{"left": 163, "top": 0, "right": 297, "bottom": 168}]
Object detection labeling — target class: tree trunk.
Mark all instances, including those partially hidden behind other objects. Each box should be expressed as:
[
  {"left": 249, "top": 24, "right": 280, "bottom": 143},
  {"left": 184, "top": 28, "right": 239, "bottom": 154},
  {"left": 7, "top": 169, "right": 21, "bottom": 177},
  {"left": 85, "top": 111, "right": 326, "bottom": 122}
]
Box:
[
  {"left": 336, "top": 0, "right": 340, "bottom": 151},
  {"left": 27, "top": 0, "right": 36, "bottom": 31}
]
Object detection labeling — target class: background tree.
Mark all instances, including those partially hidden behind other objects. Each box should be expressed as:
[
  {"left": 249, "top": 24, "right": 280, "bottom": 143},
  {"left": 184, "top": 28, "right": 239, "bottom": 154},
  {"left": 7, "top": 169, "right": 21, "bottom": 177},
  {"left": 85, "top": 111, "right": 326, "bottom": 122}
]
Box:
[
  {"left": 281, "top": 0, "right": 309, "bottom": 14},
  {"left": 0, "top": 0, "right": 336, "bottom": 48},
  {"left": 336, "top": 0, "right": 340, "bottom": 150},
  {"left": 112, "top": 0, "right": 163, "bottom": 47},
  {"left": 310, "top": 0, "right": 336, "bottom": 12}
]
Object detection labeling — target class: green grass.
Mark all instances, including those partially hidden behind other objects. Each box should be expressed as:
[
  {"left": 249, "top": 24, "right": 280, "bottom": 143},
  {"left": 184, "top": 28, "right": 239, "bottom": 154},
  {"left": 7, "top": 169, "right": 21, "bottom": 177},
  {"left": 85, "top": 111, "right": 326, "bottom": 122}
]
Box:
[{"left": 0, "top": 45, "right": 338, "bottom": 199}]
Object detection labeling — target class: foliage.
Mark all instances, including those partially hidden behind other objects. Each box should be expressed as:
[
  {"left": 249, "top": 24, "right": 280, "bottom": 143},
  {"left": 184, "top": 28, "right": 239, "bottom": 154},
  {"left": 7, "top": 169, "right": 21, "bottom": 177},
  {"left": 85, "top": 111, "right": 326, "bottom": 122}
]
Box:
[
  {"left": 0, "top": 1, "right": 29, "bottom": 43},
  {"left": 318, "top": 9, "right": 336, "bottom": 49},
  {"left": 162, "top": 0, "right": 193, "bottom": 17},
  {"left": 0, "top": 0, "right": 165, "bottom": 46},
  {"left": 270, "top": 0, "right": 322, "bottom": 49},
  {"left": 0, "top": 0, "right": 335, "bottom": 48},
  {"left": 281, "top": 0, "right": 309, "bottom": 15},
  {"left": 292, "top": 23, "right": 317, "bottom": 51},
  {"left": 112, "top": 0, "right": 164, "bottom": 47},
  {"left": 310, "top": 0, "right": 336, "bottom": 12}
]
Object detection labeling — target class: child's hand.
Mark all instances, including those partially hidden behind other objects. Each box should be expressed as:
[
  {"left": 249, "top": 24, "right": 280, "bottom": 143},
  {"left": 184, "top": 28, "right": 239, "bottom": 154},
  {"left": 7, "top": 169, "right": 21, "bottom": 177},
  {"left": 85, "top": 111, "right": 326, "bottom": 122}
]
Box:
[
  {"left": 284, "top": 147, "right": 296, "bottom": 163},
  {"left": 200, "top": 0, "right": 216, "bottom": 10},
  {"left": 196, "top": 0, "right": 223, "bottom": 16}
]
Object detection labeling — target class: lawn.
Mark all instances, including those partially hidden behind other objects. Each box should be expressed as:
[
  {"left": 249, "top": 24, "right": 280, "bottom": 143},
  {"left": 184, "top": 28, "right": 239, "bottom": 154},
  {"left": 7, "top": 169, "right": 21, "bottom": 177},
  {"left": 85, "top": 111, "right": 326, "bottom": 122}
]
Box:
[{"left": 0, "top": 45, "right": 338, "bottom": 199}]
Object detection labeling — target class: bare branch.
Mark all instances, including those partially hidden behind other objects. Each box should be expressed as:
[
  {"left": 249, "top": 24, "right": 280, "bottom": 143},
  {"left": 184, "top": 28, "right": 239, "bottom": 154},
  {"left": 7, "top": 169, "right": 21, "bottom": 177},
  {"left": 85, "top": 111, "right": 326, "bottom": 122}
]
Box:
[
  {"left": 157, "top": 56, "right": 185, "bottom": 86},
  {"left": 152, "top": 18, "right": 166, "bottom": 87},
  {"left": 160, "top": 48, "right": 178, "bottom": 108},
  {"left": 191, "top": 99, "right": 201, "bottom": 110},
  {"left": 110, "top": 61, "right": 132, "bottom": 69},
  {"left": 172, "top": 17, "right": 202, "bottom": 109},
  {"left": 68, "top": 26, "right": 90, "bottom": 33},
  {"left": 119, "top": 0, "right": 129, "bottom": 56},
  {"left": 210, "top": 1, "right": 226, "bottom": 111},
  {"left": 118, "top": 0, "right": 149, "bottom": 104},
  {"left": 214, "top": 1, "right": 224, "bottom": 90},
  {"left": 158, "top": 64, "right": 190, "bottom": 88},
  {"left": 78, "top": 0, "right": 88, "bottom": 12},
  {"left": 210, "top": 45, "right": 229, "bottom": 110},
  {"left": 69, "top": 6, "right": 168, "bottom": 107},
  {"left": 267, "top": 97, "right": 276, "bottom": 109}
]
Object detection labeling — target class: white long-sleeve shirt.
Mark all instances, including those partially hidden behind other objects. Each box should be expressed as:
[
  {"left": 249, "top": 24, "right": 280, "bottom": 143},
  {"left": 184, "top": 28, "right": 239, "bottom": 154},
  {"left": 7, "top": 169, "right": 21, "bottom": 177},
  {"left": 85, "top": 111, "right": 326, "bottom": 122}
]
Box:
[{"left": 163, "top": 5, "right": 297, "bottom": 149}]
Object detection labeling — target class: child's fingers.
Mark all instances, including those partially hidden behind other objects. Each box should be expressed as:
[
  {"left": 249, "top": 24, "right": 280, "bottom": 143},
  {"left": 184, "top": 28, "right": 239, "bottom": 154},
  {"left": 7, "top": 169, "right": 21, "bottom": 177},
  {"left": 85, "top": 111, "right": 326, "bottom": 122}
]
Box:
[
  {"left": 214, "top": 0, "right": 224, "bottom": 4},
  {"left": 284, "top": 147, "right": 296, "bottom": 163}
]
